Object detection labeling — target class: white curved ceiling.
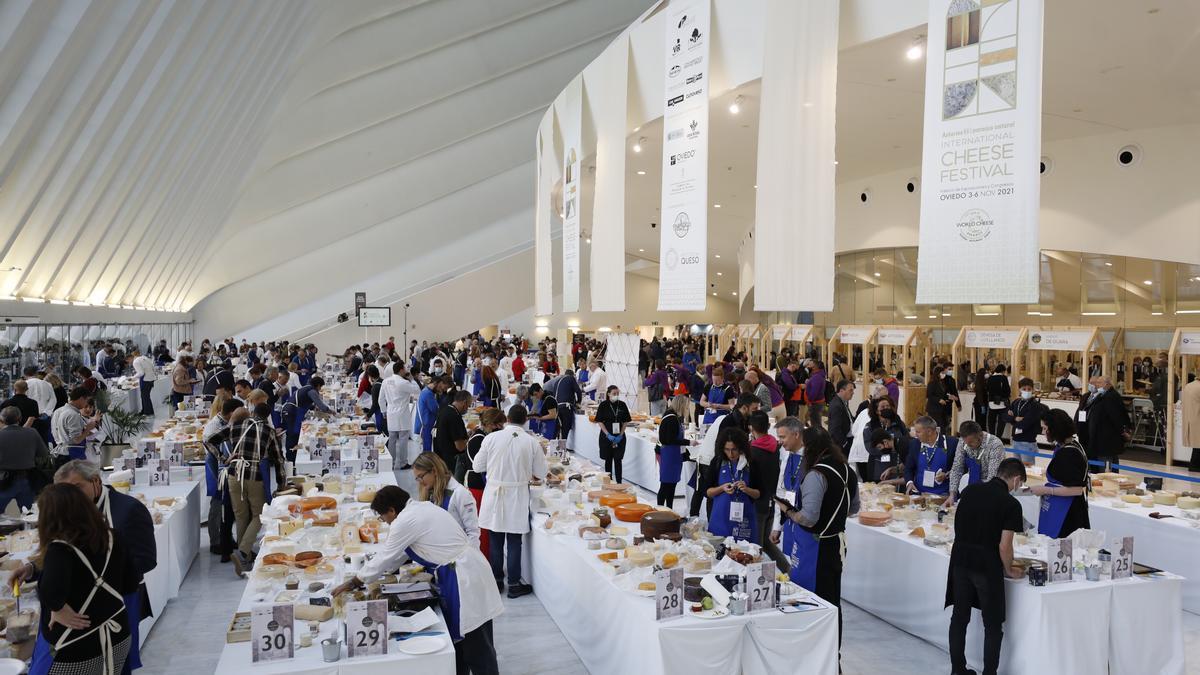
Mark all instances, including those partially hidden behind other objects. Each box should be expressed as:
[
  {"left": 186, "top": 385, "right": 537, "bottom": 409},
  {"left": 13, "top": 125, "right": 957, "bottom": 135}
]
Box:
[{"left": 0, "top": 0, "right": 652, "bottom": 317}]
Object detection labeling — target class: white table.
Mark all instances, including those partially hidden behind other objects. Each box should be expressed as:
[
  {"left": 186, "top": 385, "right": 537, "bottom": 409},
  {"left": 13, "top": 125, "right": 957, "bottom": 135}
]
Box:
[
  {"left": 842, "top": 517, "right": 1185, "bottom": 674},
  {"left": 527, "top": 504, "right": 839, "bottom": 674},
  {"left": 118, "top": 463, "right": 210, "bottom": 523},
  {"left": 294, "top": 447, "right": 394, "bottom": 477},
  {"left": 570, "top": 415, "right": 684, "bottom": 498},
  {"left": 1017, "top": 494, "right": 1200, "bottom": 614},
  {"left": 213, "top": 473, "right": 455, "bottom": 674}
]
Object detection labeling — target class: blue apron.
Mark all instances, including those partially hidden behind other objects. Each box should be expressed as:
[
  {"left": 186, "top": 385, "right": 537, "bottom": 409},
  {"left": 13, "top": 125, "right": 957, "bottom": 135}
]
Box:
[
  {"left": 535, "top": 398, "right": 557, "bottom": 440},
  {"left": 66, "top": 443, "right": 87, "bottom": 460},
  {"left": 292, "top": 385, "right": 315, "bottom": 442},
  {"left": 915, "top": 437, "right": 951, "bottom": 495},
  {"left": 405, "top": 542, "right": 465, "bottom": 643},
  {"left": 964, "top": 453, "right": 982, "bottom": 487},
  {"left": 1038, "top": 464, "right": 1075, "bottom": 538},
  {"left": 702, "top": 385, "right": 729, "bottom": 425},
  {"left": 30, "top": 593, "right": 143, "bottom": 675},
  {"left": 259, "top": 457, "right": 274, "bottom": 502},
  {"left": 785, "top": 463, "right": 848, "bottom": 594},
  {"left": 708, "top": 460, "right": 757, "bottom": 542},
  {"left": 658, "top": 414, "right": 684, "bottom": 483},
  {"left": 578, "top": 370, "right": 591, "bottom": 400},
  {"left": 471, "top": 369, "right": 483, "bottom": 397}
]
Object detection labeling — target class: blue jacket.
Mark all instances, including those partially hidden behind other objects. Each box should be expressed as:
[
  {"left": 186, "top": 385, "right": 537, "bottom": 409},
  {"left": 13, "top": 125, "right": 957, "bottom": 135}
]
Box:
[
  {"left": 416, "top": 387, "right": 439, "bottom": 436},
  {"left": 903, "top": 435, "right": 959, "bottom": 491}
]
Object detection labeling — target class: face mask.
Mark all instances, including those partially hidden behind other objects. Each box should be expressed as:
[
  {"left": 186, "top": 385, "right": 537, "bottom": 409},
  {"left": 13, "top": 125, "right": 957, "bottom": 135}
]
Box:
[
  {"left": 607, "top": 393, "right": 617, "bottom": 401},
  {"left": 1096, "top": 387, "right": 1106, "bottom": 395},
  {"left": 880, "top": 409, "right": 895, "bottom": 419},
  {"left": 1020, "top": 390, "right": 1033, "bottom": 400},
  {"left": 1087, "top": 384, "right": 1097, "bottom": 394},
  {"left": 940, "top": 372, "right": 947, "bottom": 379},
  {"left": 874, "top": 378, "right": 883, "bottom": 385}
]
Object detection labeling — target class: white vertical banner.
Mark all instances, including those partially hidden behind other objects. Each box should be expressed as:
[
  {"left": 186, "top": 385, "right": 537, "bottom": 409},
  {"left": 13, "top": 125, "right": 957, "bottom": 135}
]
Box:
[
  {"left": 754, "top": 0, "right": 838, "bottom": 312},
  {"left": 534, "top": 114, "right": 556, "bottom": 317},
  {"left": 658, "top": 0, "right": 710, "bottom": 311},
  {"left": 561, "top": 77, "right": 583, "bottom": 313},
  {"left": 916, "top": 0, "right": 1043, "bottom": 304},
  {"left": 588, "top": 37, "right": 629, "bottom": 312}
]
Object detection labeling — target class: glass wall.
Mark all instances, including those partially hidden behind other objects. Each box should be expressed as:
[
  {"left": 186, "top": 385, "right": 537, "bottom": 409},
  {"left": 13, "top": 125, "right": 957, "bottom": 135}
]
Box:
[{"left": 0, "top": 322, "right": 191, "bottom": 392}]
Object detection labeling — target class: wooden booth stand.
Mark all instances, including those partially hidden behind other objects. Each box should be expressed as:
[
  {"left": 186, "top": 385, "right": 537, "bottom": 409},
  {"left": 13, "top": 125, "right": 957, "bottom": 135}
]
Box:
[
  {"left": 1165, "top": 328, "right": 1200, "bottom": 466},
  {"left": 951, "top": 327, "right": 1027, "bottom": 429},
  {"left": 713, "top": 324, "right": 738, "bottom": 363},
  {"left": 1023, "top": 326, "right": 1108, "bottom": 386},
  {"left": 763, "top": 324, "right": 823, "bottom": 373},
  {"left": 873, "top": 326, "right": 934, "bottom": 426},
  {"left": 828, "top": 326, "right": 877, "bottom": 413},
  {"left": 735, "top": 324, "right": 766, "bottom": 368}
]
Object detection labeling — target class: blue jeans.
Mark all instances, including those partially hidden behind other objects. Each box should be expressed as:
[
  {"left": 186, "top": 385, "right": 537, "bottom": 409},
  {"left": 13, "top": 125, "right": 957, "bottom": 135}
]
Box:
[
  {"left": 1010, "top": 440, "right": 1037, "bottom": 463},
  {"left": 489, "top": 532, "right": 523, "bottom": 585},
  {"left": 0, "top": 476, "right": 34, "bottom": 513}
]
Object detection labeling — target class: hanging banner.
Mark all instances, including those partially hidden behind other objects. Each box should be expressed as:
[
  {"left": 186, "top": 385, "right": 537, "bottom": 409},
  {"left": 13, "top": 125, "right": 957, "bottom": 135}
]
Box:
[
  {"left": 534, "top": 115, "right": 556, "bottom": 317},
  {"left": 561, "top": 77, "right": 583, "bottom": 313},
  {"left": 753, "top": 0, "right": 838, "bottom": 312},
  {"left": 588, "top": 37, "right": 630, "bottom": 312},
  {"left": 916, "top": 0, "right": 1043, "bottom": 305},
  {"left": 965, "top": 328, "right": 1022, "bottom": 349},
  {"left": 658, "top": 0, "right": 710, "bottom": 311},
  {"left": 877, "top": 328, "right": 915, "bottom": 346}
]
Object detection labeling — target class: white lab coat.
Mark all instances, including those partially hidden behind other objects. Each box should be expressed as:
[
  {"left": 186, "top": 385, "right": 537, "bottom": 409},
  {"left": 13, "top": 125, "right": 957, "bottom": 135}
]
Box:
[
  {"left": 472, "top": 423, "right": 548, "bottom": 534},
  {"left": 846, "top": 408, "right": 872, "bottom": 464},
  {"left": 379, "top": 374, "right": 420, "bottom": 431},
  {"left": 358, "top": 500, "right": 502, "bottom": 636},
  {"left": 695, "top": 413, "right": 734, "bottom": 466},
  {"left": 132, "top": 355, "right": 157, "bottom": 381},
  {"left": 25, "top": 378, "right": 57, "bottom": 416},
  {"left": 498, "top": 355, "right": 514, "bottom": 381},
  {"left": 440, "top": 478, "right": 481, "bottom": 550},
  {"left": 583, "top": 368, "right": 608, "bottom": 397}
]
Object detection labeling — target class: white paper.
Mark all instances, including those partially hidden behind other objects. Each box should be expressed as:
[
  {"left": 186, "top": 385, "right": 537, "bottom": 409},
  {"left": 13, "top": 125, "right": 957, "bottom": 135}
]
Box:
[
  {"left": 386, "top": 606, "right": 439, "bottom": 634},
  {"left": 700, "top": 575, "right": 731, "bottom": 608},
  {"left": 730, "top": 501, "right": 745, "bottom": 523},
  {"left": 923, "top": 470, "right": 937, "bottom": 489}
]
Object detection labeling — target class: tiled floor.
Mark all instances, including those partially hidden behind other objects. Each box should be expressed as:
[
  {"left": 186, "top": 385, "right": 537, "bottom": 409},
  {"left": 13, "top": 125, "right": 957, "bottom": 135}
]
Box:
[{"left": 138, "top": 467, "right": 1200, "bottom": 674}]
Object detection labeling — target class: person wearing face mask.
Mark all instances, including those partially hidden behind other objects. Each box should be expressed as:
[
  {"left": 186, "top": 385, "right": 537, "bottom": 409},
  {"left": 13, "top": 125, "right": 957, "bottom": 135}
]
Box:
[
  {"left": 581, "top": 359, "right": 607, "bottom": 401},
  {"left": 862, "top": 396, "right": 909, "bottom": 476},
  {"left": 416, "top": 376, "right": 446, "bottom": 453},
  {"left": 657, "top": 395, "right": 695, "bottom": 508},
  {"left": 984, "top": 364, "right": 1012, "bottom": 437},
  {"left": 1079, "top": 375, "right": 1130, "bottom": 472},
  {"left": 925, "top": 366, "right": 952, "bottom": 430},
  {"left": 945, "top": 421, "right": 1005, "bottom": 507},
  {"left": 945, "top": 458, "right": 1028, "bottom": 675},
  {"left": 904, "top": 416, "right": 959, "bottom": 496},
  {"left": 1006, "top": 377, "right": 1044, "bottom": 465},
  {"left": 595, "top": 386, "right": 632, "bottom": 484},
  {"left": 1028, "top": 409, "right": 1090, "bottom": 538}
]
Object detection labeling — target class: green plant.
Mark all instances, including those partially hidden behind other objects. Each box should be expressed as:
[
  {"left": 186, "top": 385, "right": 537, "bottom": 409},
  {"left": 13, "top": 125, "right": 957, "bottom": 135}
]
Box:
[
  {"left": 92, "top": 388, "right": 112, "bottom": 414},
  {"left": 102, "top": 406, "right": 151, "bottom": 445}
]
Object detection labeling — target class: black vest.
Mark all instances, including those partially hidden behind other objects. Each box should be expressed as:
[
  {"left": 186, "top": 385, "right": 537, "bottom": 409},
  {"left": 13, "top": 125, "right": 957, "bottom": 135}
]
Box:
[{"left": 801, "top": 460, "right": 856, "bottom": 539}]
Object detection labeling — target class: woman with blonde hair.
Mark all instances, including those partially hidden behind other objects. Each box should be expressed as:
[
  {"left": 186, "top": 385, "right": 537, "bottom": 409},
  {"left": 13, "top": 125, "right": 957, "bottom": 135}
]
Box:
[
  {"left": 412, "top": 453, "right": 480, "bottom": 550},
  {"left": 657, "top": 395, "right": 694, "bottom": 508}
]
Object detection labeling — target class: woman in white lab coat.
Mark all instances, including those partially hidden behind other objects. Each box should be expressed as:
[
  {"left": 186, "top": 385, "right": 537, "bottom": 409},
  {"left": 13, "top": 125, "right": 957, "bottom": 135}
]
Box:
[
  {"left": 379, "top": 362, "right": 420, "bottom": 470},
  {"left": 332, "top": 486, "right": 502, "bottom": 674},
  {"left": 413, "top": 452, "right": 480, "bottom": 550}
]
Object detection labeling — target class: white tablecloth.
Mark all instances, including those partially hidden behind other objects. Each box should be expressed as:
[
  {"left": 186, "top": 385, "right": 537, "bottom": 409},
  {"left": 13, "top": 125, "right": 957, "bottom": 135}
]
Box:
[
  {"left": 213, "top": 473, "right": 455, "bottom": 674},
  {"left": 570, "top": 415, "right": 684, "bottom": 497},
  {"left": 842, "top": 517, "right": 1185, "bottom": 674},
  {"left": 294, "top": 447, "right": 394, "bottom": 477},
  {"left": 527, "top": 508, "right": 839, "bottom": 674},
  {"left": 1017, "top": 494, "right": 1200, "bottom": 614}
]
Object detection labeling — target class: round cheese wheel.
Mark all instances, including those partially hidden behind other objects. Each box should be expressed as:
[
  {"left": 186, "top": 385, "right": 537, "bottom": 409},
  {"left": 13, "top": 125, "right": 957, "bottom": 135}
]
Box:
[
  {"left": 628, "top": 550, "right": 654, "bottom": 567},
  {"left": 1153, "top": 493, "right": 1178, "bottom": 506},
  {"left": 289, "top": 496, "right": 338, "bottom": 513},
  {"left": 1178, "top": 496, "right": 1200, "bottom": 510},
  {"left": 1121, "top": 494, "right": 1141, "bottom": 504},
  {"left": 858, "top": 511, "right": 892, "bottom": 527},
  {"left": 614, "top": 503, "right": 654, "bottom": 522},
  {"left": 600, "top": 493, "right": 636, "bottom": 508}
]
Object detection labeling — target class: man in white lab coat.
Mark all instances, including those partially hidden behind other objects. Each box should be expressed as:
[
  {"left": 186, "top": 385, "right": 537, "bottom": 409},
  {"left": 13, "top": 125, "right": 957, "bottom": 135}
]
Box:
[
  {"left": 379, "top": 361, "right": 421, "bottom": 473},
  {"left": 473, "top": 404, "right": 548, "bottom": 598},
  {"left": 332, "top": 486, "right": 502, "bottom": 674}
]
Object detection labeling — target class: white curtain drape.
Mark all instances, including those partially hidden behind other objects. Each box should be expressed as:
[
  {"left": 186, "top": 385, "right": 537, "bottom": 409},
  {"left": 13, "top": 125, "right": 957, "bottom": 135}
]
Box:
[
  {"left": 586, "top": 36, "right": 629, "bottom": 312},
  {"left": 534, "top": 113, "right": 556, "bottom": 318},
  {"left": 752, "top": 0, "right": 838, "bottom": 312}
]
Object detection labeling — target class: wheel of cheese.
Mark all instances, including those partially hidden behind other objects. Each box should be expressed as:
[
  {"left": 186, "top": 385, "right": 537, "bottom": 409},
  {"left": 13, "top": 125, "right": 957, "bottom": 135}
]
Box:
[
  {"left": 289, "top": 496, "right": 338, "bottom": 513},
  {"left": 600, "top": 493, "right": 636, "bottom": 508},
  {"left": 1178, "top": 496, "right": 1200, "bottom": 510},
  {"left": 858, "top": 511, "right": 892, "bottom": 527},
  {"left": 628, "top": 549, "right": 654, "bottom": 567},
  {"left": 1153, "top": 492, "right": 1178, "bottom": 506},
  {"left": 1121, "top": 494, "right": 1141, "bottom": 504},
  {"left": 614, "top": 503, "right": 654, "bottom": 522}
]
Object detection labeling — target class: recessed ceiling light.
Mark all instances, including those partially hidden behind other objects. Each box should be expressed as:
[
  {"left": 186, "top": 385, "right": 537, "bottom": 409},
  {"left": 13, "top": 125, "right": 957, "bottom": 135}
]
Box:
[
  {"left": 633, "top": 136, "right": 646, "bottom": 153},
  {"left": 731, "top": 292, "right": 737, "bottom": 296},
  {"left": 638, "top": 248, "right": 645, "bottom": 252},
  {"left": 717, "top": 272, "right": 723, "bottom": 276},
  {"left": 715, "top": 254, "right": 721, "bottom": 259},
  {"left": 942, "top": 313, "right": 950, "bottom": 317},
  {"left": 712, "top": 292, "right": 717, "bottom": 296},
  {"left": 1104, "top": 262, "right": 1113, "bottom": 266},
  {"left": 904, "top": 315, "right": 917, "bottom": 320},
  {"left": 906, "top": 37, "right": 924, "bottom": 60},
  {"left": 585, "top": 238, "right": 591, "bottom": 244},
  {"left": 873, "top": 272, "right": 881, "bottom": 277},
  {"left": 729, "top": 96, "right": 743, "bottom": 115},
  {"left": 753, "top": 185, "right": 758, "bottom": 189},
  {"left": 636, "top": 170, "right": 646, "bottom": 175},
  {"left": 1143, "top": 280, "right": 1153, "bottom": 285},
  {"left": 713, "top": 204, "right": 721, "bottom": 208},
  {"left": 833, "top": 160, "right": 839, "bottom": 165}
]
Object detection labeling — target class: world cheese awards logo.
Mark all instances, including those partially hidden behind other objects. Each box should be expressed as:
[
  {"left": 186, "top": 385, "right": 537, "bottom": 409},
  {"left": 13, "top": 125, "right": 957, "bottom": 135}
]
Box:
[
  {"left": 672, "top": 211, "right": 691, "bottom": 238},
  {"left": 956, "top": 207, "right": 993, "bottom": 242}
]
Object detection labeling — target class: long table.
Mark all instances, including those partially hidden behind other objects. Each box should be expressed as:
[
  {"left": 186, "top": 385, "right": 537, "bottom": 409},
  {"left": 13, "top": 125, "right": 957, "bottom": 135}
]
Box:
[
  {"left": 570, "top": 414, "right": 684, "bottom": 498},
  {"left": 842, "top": 517, "right": 1186, "bottom": 674},
  {"left": 213, "top": 473, "right": 456, "bottom": 674},
  {"left": 1017, "top": 493, "right": 1200, "bottom": 614},
  {"left": 527, "top": 492, "right": 839, "bottom": 674}
]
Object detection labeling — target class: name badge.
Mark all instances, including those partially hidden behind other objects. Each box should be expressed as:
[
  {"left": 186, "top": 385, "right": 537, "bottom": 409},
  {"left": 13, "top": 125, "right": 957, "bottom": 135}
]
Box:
[
  {"left": 729, "top": 500, "right": 745, "bottom": 523},
  {"left": 922, "top": 470, "right": 937, "bottom": 488},
  {"left": 1077, "top": 411, "right": 1087, "bottom": 423},
  {"left": 880, "top": 454, "right": 891, "bottom": 463},
  {"left": 783, "top": 491, "right": 796, "bottom": 508}
]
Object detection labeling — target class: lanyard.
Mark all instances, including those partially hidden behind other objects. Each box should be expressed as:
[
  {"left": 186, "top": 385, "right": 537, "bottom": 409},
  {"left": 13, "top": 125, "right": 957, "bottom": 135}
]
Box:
[
  {"left": 788, "top": 452, "right": 803, "bottom": 487},
  {"left": 920, "top": 436, "right": 945, "bottom": 464}
]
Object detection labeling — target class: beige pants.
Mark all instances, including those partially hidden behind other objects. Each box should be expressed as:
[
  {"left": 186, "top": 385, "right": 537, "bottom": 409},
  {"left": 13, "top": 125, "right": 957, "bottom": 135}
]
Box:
[{"left": 229, "top": 477, "right": 266, "bottom": 556}]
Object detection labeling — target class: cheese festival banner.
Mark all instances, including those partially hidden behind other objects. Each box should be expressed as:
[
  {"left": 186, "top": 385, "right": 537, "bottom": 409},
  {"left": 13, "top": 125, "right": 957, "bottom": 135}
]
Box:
[
  {"left": 561, "top": 76, "right": 583, "bottom": 313},
  {"left": 658, "top": 0, "right": 710, "bottom": 311},
  {"left": 916, "top": 0, "right": 1043, "bottom": 305}
]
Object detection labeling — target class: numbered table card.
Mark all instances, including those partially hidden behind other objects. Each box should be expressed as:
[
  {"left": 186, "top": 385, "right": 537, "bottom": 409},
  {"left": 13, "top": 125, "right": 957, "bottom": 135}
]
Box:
[
  {"left": 311, "top": 438, "right": 327, "bottom": 459},
  {"left": 362, "top": 447, "right": 380, "bottom": 474},
  {"left": 251, "top": 604, "right": 294, "bottom": 663},
  {"left": 1111, "top": 536, "right": 1134, "bottom": 580},
  {"left": 149, "top": 459, "right": 171, "bottom": 487},
  {"left": 166, "top": 441, "right": 184, "bottom": 467},
  {"left": 746, "top": 562, "right": 778, "bottom": 613},
  {"left": 117, "top": 457, "right": 138, "bottom": 483},
  {"left": 1049, "top": 538, "right": 1073, "bottom": 583},
  {"left": 139, "top": 439, "right": 157, "bottom": 462},
  {"left": 324, "top": 448, "right": 342, "bottom": 475},
  {"left": 345, "top": 599, "right": 387, "bottom": 658},
  {"left": 655, "top": 567, "right": 684, "bottom": 621}
]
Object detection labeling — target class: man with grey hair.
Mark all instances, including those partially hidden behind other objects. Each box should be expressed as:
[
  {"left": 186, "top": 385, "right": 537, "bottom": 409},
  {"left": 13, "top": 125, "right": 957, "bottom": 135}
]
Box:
[
  {"left": 945, "top": 420, "right": 1005, "bottom": 506},
  {"left": 1081, "top": 375, "right": 1130, "bottom": 472},
  {"left": 0, "top": 405, "right": 48, "bottom": 510},
  {"left": 903, "top": 416, "right": 959, "bottom": 496},
  {"left": 768, "top": 416, "right": 806, "bottom": 565}
]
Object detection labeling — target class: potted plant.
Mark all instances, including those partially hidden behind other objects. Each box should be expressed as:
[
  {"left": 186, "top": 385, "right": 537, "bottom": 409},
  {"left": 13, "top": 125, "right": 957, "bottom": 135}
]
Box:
[{"left": 95, "top": 389, "right": 152, "bottom": 466}]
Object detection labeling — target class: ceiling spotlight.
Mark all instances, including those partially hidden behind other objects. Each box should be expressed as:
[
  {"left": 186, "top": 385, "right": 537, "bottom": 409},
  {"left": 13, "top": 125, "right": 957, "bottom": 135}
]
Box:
[
  {"left": 753, "top": 185, "right": 758, "bottom": 189},
  {"left": 712, "top": 292, "right": 717, "bottom": 297},
  {"left": 717, "top": 272, "right": 723, "bottom": 276},
  {"left": 729, "top": 96, "right": 743, "bottom": 115},
  {"left": 715, "top": 254, "right": 721, "bottom": 259},
  {"left": 585, "top": 238, "right": 591, "bottom": 244},
  {"left": 873, "top": 272, "right": 881, "bottom": 277},
  {"left": 633, "top": 137, "right": 646, "bottom": 153},
  {"left": 1104, "top": 262, "right": 1113, "bottom": 266},
  {"left": 636, "top": 170, "right": 646, "bottom": 175},
  {"left": 1143, "top": 280, "right": 1153, "bottom": 286},
  {"left": 906, "top": 36, "right": 924, "bottom": 60},
  {"left": 731, "top": 291, "right": 737, "bottom": 296},
  {"left": 713, "top": 204, "right": 721, "bottom": 209}
]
